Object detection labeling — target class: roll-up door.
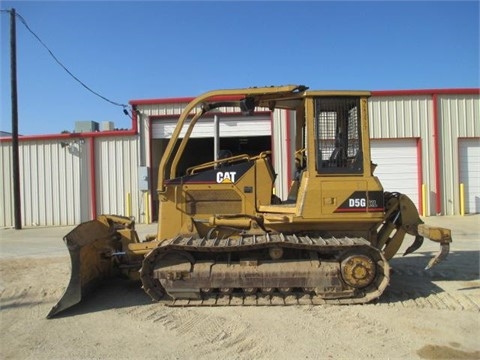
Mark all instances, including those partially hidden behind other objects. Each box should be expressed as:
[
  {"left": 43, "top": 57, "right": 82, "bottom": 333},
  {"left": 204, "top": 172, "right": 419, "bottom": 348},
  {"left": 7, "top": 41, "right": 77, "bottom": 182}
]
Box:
[
  {"left": 371, "top": 139, "right": 419, "bottom": 208},
  {"left": 459, "top": 138, "right": 480, "bottom": 214},
  {"left": 152, "top": 115, "right": 271, "bottom": 139}
]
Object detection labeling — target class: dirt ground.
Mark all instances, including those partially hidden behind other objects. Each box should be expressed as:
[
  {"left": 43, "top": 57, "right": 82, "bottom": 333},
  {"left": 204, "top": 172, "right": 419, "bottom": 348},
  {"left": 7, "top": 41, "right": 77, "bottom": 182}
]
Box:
[{"left": 1, "top": 216, "right": 479, "bottom": 360}]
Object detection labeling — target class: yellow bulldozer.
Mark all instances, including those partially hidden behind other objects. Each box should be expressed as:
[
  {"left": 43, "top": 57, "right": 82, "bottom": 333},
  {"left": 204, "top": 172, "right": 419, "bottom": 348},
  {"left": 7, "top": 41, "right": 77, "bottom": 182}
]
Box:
[{"left": 47, "top": 85, "right": 452, "bottom": 318}]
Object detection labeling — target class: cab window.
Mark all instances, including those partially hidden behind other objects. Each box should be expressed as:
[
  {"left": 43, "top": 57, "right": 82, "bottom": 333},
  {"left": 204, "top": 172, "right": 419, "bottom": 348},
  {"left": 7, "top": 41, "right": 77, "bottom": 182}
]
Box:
[{"left": 314, "top": 97, "right": 363, "bottom": 174}]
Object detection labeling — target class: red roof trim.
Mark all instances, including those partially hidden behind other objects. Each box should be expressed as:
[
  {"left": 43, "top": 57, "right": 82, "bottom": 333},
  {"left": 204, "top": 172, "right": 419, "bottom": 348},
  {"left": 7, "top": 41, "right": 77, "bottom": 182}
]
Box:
[
  {"left": 371, "top": 88, "right": 479, "bottom": 97},
  {"left": 416, "top": 138, "right": 423, "bottom": 215},
  {"left": 130, "top": 96, "right": 193, "bottom": 105},
  {"left": 131, "top": 88, "right": 479, "bottom": 106},
  {"left": 0, "top": 129, "right": 136, "bottom": 142}
]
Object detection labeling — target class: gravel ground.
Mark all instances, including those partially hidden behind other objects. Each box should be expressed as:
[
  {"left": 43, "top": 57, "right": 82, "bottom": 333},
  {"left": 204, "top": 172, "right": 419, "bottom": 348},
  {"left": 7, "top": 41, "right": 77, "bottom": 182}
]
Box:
[{"left": 1, "top": 215, "right": 479, "bottom": 360}]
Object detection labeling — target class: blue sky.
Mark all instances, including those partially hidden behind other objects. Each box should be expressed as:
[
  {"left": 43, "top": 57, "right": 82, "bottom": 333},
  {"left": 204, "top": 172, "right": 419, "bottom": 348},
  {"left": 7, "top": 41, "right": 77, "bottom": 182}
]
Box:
[{"left": 1, "top": 1, "right": 479, "bottom": 135}]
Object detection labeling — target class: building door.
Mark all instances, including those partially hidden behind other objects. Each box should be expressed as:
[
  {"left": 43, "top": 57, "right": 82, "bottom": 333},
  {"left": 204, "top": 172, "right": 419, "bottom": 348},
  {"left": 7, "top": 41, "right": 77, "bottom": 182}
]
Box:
[
  {"left": 459, "top": 138, "right": 480, "bottom": 214},
  {"left": 371, "top": 139, "right": 420, "bottom": 208}
]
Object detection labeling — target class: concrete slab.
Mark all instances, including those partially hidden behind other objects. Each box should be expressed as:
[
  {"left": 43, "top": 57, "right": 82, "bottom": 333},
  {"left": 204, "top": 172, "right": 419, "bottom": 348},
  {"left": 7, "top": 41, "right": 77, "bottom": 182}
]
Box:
[
  {"left": 0, "top": 223, "right": 158, "bottom": 259},
  {"left": 0, "top": 215, "right": 477, "bottom": 259}
]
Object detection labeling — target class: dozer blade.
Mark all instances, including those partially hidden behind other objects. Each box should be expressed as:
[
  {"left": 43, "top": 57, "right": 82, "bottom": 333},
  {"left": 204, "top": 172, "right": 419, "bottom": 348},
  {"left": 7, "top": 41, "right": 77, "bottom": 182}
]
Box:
[{"left": 47, "top": 216, "right": 129, "bottom": 318}]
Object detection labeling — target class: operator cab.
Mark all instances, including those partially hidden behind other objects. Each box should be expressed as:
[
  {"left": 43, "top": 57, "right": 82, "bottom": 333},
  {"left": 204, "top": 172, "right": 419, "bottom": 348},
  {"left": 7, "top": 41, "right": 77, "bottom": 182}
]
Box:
[
  {"left": 313, "top": 96, "right": 364, "bottom": 174},
  {"left": 259, "top": 91, "right": 381, "bottom": 219}
]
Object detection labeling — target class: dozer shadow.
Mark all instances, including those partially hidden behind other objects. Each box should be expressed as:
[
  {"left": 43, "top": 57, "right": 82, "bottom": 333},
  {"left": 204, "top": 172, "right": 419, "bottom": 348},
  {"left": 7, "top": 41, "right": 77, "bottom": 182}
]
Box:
[
  {"left": 379, "top": 249, "right": 479, "bottom": 305},
  {"left": 50, "top": 278, "right": 151, "bottom": 319}
]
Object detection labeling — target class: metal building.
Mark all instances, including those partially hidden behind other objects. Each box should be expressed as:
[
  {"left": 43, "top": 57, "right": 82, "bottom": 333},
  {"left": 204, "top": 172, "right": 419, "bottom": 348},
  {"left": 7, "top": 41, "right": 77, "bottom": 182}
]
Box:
[
  {"left": 131, "top": 88, "right": 479, "bottom": 218},
  {"left": 1, "top": 87, "right": 478, "bottom": 228},
  {"left": 368, "top": 89, "right": 479, "bottom": 215},
  {"left": 1, "top": 127, "right": 143, "bottom": 227}
]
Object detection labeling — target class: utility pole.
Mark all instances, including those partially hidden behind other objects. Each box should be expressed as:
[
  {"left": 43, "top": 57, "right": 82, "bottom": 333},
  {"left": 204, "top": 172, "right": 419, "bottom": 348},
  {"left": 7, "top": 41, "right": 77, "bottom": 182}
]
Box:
[{"left": 10, "top": 8, "right": 22, "bottom": 229}]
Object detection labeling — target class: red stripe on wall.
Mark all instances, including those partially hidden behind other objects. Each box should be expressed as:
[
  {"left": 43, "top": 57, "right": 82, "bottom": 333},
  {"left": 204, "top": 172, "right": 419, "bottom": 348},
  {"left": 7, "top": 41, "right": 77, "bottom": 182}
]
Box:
[
  {"left": 432, "top": 94, "right": 442, "bottom": 214},
  {"left": 372, "top": 88, "right": 479, "bottom": 97},
  {"left": 417, "top": 138, "right": 423, "bottom": 215}
]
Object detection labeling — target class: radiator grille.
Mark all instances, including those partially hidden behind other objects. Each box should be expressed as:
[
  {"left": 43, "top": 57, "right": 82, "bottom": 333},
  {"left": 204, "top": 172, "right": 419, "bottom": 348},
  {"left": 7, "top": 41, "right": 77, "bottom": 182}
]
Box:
[{"left": 185, "top": 189, "right": 242, "bottom": 215}]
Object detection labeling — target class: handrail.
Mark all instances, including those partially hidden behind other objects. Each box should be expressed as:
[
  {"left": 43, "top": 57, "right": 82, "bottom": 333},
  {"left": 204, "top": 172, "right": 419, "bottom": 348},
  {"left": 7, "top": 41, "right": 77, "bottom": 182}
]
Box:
[
  {"left": 157, "top": 85, "right": 303, "bottom": 193},
  {"left": 186, "top": 151, "right": 273, "bottom": 175},
  {"left": 187, "top": 154, "right": 251, "bottom": 175}
]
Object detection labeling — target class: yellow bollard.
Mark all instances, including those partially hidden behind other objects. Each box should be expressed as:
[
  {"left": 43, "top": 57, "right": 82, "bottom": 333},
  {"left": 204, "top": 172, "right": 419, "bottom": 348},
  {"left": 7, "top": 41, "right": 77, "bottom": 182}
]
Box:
[
  {"left": 421, "top": 184, "right": 427, "bottom": 217},
  {"left": 125, "top": 192, "right": 131, "bottom": 217},
  {"left": 460, "top": 183, "right": 465, "bottom": 216},
  {"left": 144, "top": 192, "right": 151, "bottom": 224}
]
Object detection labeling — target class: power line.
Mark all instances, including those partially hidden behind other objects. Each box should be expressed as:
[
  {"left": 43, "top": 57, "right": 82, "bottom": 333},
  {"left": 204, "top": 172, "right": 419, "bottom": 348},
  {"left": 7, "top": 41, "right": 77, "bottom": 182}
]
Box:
[{"left": 2, "top": 8, "right": 129, "bottom": 110}]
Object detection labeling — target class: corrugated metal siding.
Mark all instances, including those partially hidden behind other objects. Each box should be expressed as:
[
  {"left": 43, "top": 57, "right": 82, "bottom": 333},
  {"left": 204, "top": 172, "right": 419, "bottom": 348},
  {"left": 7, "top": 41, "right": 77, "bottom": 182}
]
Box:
[
  {"left": 271, "top": 109, "right": 293, "bottom": 200},
  {"left": 368, "top": 96, "right": 432, "bottom": 138},
  {"left": 438, "top": 95, "right": 480, "bottom": 215},
  {"left": 95, "top": 136, "right": 141, "bottom": 221},
  {"left": 0, "top": 143, "right": 14, "bottom": 227},
  {"left": 138, "top": 103, "right": 259, "bottom": 117},
  {"left": 4, "top": 92, "right": 476, "bottom": 228},
  {"left": 0, "top": 139, "right": 89, "bottom": 227},
  {"left": 369, "top": 96, "right": 436, "bottom": 214},
  {"left": 369, "top": 93, "right": 480, "bottom": 215},
  {"left": 137, "top": 103, "right": 190, "bottom": 117}
]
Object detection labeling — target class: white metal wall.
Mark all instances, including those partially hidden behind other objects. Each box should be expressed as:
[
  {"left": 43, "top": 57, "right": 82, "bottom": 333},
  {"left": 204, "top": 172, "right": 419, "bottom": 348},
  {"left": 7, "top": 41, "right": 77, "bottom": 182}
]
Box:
[
  {"left": 459, "top": 138, "right": 480, "bottom": 214},
  {"left": 271, "top": 109, "right": 294, "bottom": 200},
  {"left": 95, "top": 136, "right": 142, "bottom": 222},
  {"left": 135, "top": 103, "right": 192, "bottom": 169},
  {"left": 438, "top": 95, "right": 480, "bottom": 215},
  {"left": 0, "top": 143, "right": 13, "bottom": 226},
  {"left": 0, "top": 139, "right": 90, "bottom": 227},
  {"left": 369, "top": 95, "right": 436, "bottom": 214},
  {"left": 369, "top": 96, "right": 432, "bottom": 138},
  {"left": 0, "top": 135, "right": 141, "bottom": 228},
  {"left": 138, "top": 103, "right": 261, "bottom": 118}
]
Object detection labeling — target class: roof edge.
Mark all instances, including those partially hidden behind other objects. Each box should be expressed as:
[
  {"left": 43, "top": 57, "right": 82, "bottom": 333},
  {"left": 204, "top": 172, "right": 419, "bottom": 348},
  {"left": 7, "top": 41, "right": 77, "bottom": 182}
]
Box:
[{"left": 132, "top": 88, "right": 480, "bottom": 106}]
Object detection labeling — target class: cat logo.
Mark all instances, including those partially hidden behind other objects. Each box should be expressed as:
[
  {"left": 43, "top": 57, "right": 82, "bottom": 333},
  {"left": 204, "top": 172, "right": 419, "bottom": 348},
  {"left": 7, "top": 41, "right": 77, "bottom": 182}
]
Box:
[{"left": 216, "top": 171, "right": 237, "bottom": 183}]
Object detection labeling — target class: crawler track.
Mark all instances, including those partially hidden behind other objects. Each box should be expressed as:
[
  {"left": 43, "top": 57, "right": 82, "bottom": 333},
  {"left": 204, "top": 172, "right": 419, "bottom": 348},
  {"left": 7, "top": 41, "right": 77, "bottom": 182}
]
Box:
[{"left": 140, "top": 233, "right": 390, "bottom": 306}]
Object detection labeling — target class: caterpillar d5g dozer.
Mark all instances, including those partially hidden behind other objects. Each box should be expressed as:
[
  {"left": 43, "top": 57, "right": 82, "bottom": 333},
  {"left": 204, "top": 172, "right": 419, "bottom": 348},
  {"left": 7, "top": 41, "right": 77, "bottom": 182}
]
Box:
[{"left": 47, "top": 85, "right": 452, "bottom": 318}]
